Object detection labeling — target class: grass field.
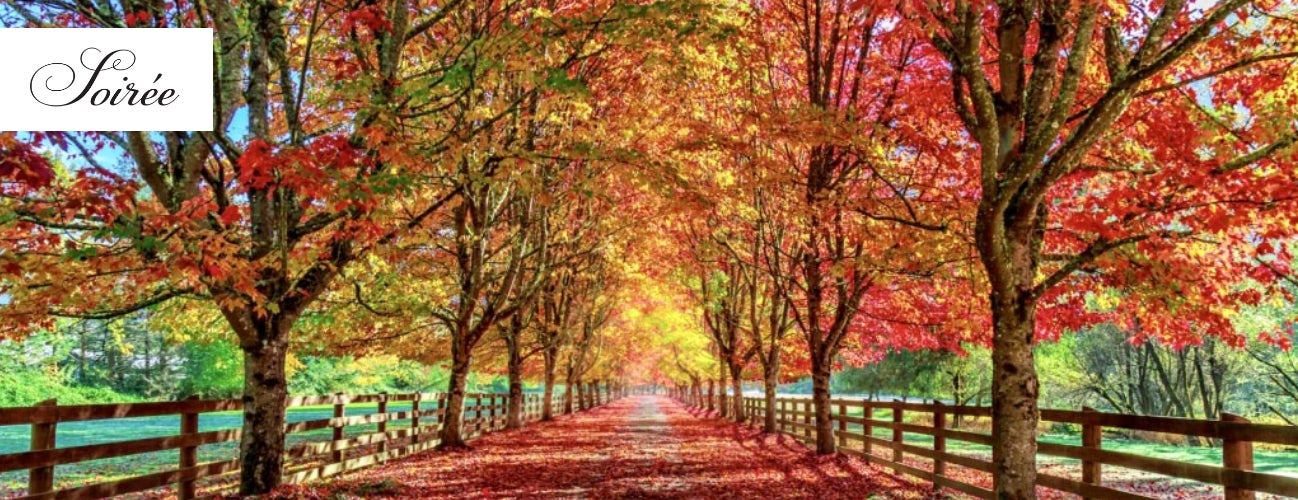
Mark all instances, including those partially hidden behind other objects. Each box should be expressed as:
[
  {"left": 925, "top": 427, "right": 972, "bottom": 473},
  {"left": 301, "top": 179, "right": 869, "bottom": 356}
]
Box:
[{"left": 0, "top": 400, "right": 504, "bottom": 495}]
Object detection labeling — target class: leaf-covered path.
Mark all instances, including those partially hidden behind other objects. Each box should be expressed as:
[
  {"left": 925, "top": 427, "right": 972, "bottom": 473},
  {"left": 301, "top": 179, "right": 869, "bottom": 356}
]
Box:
[{"left": 277, "top": 396, "right": 933, "bottom": 499}]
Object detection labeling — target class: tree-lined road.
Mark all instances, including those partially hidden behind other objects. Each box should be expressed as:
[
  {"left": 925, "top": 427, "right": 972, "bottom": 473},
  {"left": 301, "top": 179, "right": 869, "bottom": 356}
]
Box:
[{"left": 282, "top": 396, "right": 929, "bottom": 499}]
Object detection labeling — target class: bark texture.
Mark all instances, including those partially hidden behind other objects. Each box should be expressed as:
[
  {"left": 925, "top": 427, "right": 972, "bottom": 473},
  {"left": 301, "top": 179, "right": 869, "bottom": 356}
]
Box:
[
  {"left": 762, "top": 352, "right": 780, "bottom": 433},
  {"left": 506, "top": 340, "right": 525, "bottom": 429},
  {"left": 238, "top": 337, "right": 289, "bottom": 494},
  {"left": 730, "top": 365, "right": 745, "bottom": 423},
  {"left": 542, "top": 347, "right": 558, "bottom": 420},
  {"left": 811, "top": 362, "right": 834, "bottom": 454},
  {"left": 439, "top": 340, "right": 473, "bottom": 448}
]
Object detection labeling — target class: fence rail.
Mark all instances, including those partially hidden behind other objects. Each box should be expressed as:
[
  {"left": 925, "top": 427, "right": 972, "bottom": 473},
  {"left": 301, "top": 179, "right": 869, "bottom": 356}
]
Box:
[
  {"left": 2, "top": 387, "right": 618, "bottom": 499},
  {"left": 681, "top": 393, "right": 1298, "bottom": 499}
]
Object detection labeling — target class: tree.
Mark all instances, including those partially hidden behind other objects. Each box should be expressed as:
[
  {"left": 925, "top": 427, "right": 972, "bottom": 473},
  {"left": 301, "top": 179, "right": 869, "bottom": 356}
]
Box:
[
  {"left": 1249, "top": 342, "right": 1298, "bottom": 425},
  {"left": 516, "top": 159, "right": 621, "bottom": 424},
  {"left": 562, "top": 259, "right": 617, "bottom": 412},
  {"left": 2, "top": 0, "right": 426, "bottom": 491},
  {"left": 0, "top": 0, "right": 595, "bottom": 490},
  {"left": 686, "top": 226, "right": 759, "bottom": 422},
  {"left": 915, "top": 1, "right": 1298, "bottom": 495},
  {"left": 535, "top": 234, "right": 610, "bottom": 419},
  {"left": 735, "top": 0, "right": 959, "bottom": 454}
]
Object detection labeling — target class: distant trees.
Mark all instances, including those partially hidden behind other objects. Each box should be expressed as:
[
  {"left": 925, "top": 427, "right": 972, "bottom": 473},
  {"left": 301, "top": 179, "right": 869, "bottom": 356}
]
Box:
[
  {"left": 1072, "top": 325, "right": 1243, "bottom": 421},
  {"left": 0, "top": 316, "right": 461, "bottom": 404},
  {"left": 829, "top": 326, "right": 1298, "bottom": 433},
  {"left": 832, "top": 349, "right": 991, "bottom": 407},
  {"left": 65, "top": 315, "right": 181, "bottom": 399},
  {"left": 177, "top": 341, "right": 245, "bottom": 399},
  {"left": 1249, "top": 345, "right": 1298, "bottom": 425}
]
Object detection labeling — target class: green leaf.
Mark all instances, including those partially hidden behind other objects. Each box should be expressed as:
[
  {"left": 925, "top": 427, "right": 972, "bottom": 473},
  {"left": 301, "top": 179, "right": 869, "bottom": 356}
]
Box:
[{"left": 544, "top": 68, "right": 589, "bottom": 95}]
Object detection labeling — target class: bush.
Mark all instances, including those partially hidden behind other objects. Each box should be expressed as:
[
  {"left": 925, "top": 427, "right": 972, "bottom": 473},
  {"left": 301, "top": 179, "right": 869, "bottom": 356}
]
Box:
[
  {"left": 0, "top": 368, "right": 139, "bottom": 407},
  {"left": 179, "top": 340, "right": 244, "bottom": 399}
]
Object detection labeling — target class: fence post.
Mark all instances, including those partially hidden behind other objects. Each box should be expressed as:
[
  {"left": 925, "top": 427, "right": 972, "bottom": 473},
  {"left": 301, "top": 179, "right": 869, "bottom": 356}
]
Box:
[
  {"left": 29, "top": 399, "right": 56, "bottom": 496},
  {"left": 1222, "top": 412, "right": 1256, "bottom": 500},
  {"left": 892, "top": 399, "right": 904, "bottom": 474},
  {"left": 837, "top": 401, "right": 847, "bottom": 449},
  {"left": 475, "top": 394, "right": 484, "bottom": 436},
  {"left": 333, "top": 393, "right": 346, "bottom": 464},
  {"left": 933, "top": 401, "right": 946, "bottom": 488},
  {"left": 488, "top": 394, "right": 497, "bottom": 431},
  {"left": 802, "top": 400, "right": 811, "bottom": 442},
  {"left": 179, "top": 396, "right": 199, "bottom": 499},
  {"left": 1081, "top": 406, "right": 1101, "bottom": 496},
  {"left": 778, "top": 397, "right": 789, "bottom": 431},
  {"left": 377, "top": 393, "right": 388, "bottom": 454},
  {"left": 412, "top": 393, "right": 422, "bottom": 445},
  {"left": 862, "top": 404, "right": 873, "bottom": 457},
  {"left": 773, "top": 397, "right": 783, "bottom": 431}
]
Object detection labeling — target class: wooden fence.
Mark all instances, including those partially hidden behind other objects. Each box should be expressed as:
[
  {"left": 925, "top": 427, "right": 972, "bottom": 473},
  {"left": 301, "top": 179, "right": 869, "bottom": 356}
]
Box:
[
  {"left": 0, "top": 387, "right": 617, "bottom": 499},
  {"left": 679, "top": 393, "right": 1298, "bottom": 499}
]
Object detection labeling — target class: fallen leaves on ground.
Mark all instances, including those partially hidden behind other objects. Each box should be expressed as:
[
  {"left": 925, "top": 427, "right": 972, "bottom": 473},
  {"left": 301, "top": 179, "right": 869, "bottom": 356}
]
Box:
[{"left": 273, "top": 396, "right": 936, "bottom": 499}]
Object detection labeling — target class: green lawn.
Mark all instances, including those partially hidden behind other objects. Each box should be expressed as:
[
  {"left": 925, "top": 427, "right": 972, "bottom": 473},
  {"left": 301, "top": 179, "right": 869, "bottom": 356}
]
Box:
[{"left": 0, "top": 400, "right": 506, "bottom": 495}]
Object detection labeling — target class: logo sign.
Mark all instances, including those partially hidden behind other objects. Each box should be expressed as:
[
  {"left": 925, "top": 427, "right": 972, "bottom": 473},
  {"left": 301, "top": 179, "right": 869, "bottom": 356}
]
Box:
[{"left": 0, "top": 29, "right": 213, "bottom": 131}]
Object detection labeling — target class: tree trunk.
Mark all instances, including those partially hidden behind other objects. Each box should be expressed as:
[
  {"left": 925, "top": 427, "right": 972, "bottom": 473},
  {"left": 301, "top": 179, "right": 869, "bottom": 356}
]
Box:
[
  {"left": 505, "top": 339, "right": 524, "bottom": 429},
  {"left": 143, "top": 330, "right": 152, "bottom": 378},
  {"left": 976, "top": 188, "right": 1046, "bottom": 499},
  {"left": 730, "top": 363, "right": 745, "bottom": 423},
  {"left": 576, "top": 379, "right": 587, "bottom": 410},
  {"left": 221, "top": 303, "right": 305, "bottom": 497},
  {"left": 438, "top": 340, "right": 473, "bottom": 449},
  {"left": 763, "top": 350, "right": 779, "bottom": 433},
  {"left": 564, "top": 373, "right": 575, "bottom": 414},
  {"left": 238, "top": 337, "right": 290, "bottom": 495},
  {"left": 718, "top": 365, "right": 729, "bottom": 419},
  {"left": 706, "top": 379, "right": 715, "bottom": 412},
  {"left": 989, "top": 291, "right": 1040, "bottom": 498},
  {"left": 542, "top": 346, "right": 557, "bottom": 420},
  {"left": 77, "top": 328, "right": 86, "bottom": 384},
  {"left": 758, "top": 361, "right": 778, "bottom": 431},
  {"left": 811, "top": 359, "right": 834, "bottom": 454}
]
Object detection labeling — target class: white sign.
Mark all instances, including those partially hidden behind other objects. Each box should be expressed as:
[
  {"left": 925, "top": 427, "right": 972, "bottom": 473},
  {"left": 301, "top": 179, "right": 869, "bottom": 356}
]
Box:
[{"left": 0, "top": 29, "right": 213, "bottom": 131}]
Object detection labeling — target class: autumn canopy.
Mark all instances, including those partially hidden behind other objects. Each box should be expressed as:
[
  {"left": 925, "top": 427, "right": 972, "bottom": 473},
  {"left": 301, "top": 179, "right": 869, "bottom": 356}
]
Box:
[{"left": 2, "top": 0, "right": 1297, "bottom": 498}]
